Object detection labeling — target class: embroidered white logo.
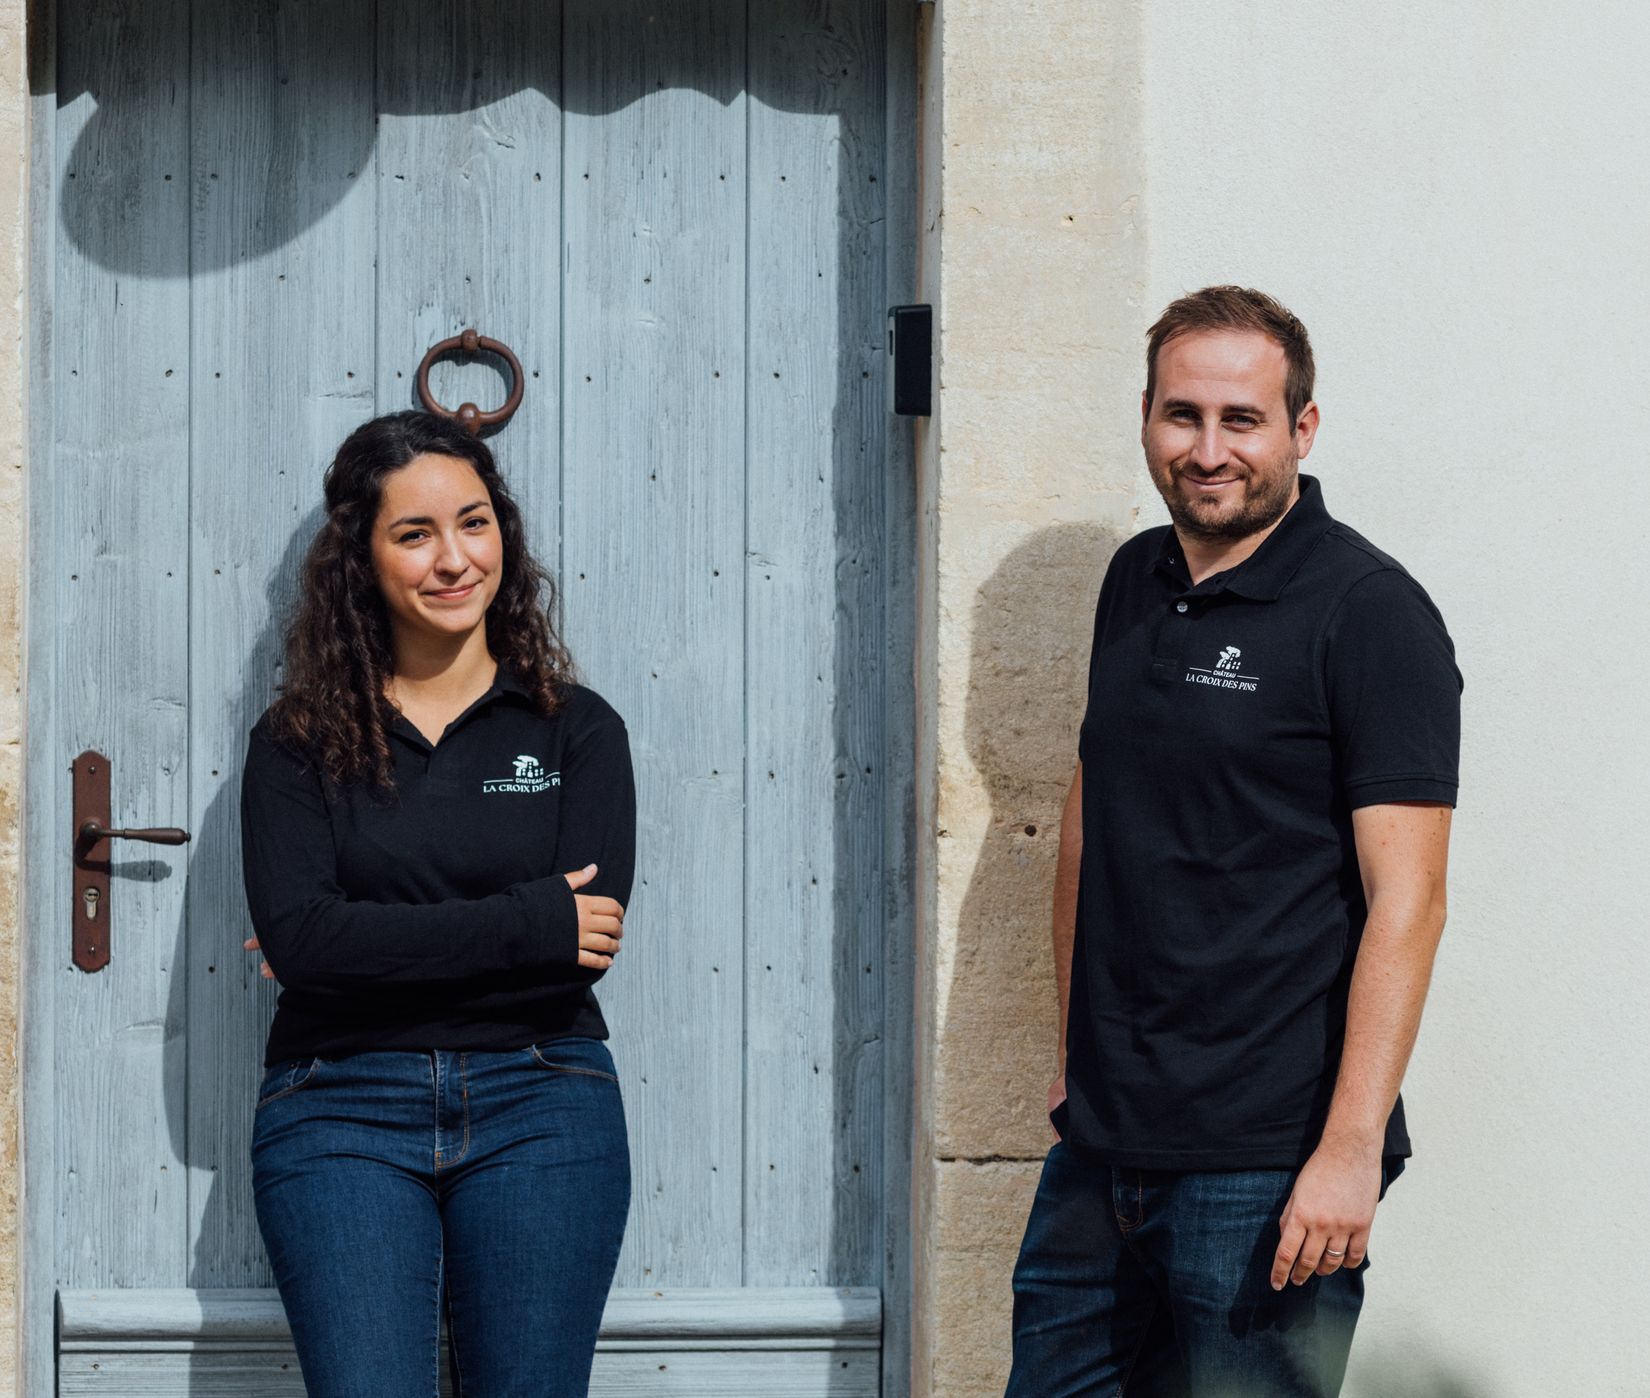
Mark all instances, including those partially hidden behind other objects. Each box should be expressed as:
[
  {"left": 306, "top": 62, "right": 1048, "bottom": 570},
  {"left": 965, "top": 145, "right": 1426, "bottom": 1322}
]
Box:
[
  {"left": 1185, "top": 645, "right": 1259, "bottom": 693},
  {"left": 481, "top": 754, "right": 560, "bottom": 794}
]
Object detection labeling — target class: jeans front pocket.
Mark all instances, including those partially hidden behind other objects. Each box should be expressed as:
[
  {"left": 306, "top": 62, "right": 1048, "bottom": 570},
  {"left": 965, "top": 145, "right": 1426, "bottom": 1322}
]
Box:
[
  {"left": 255, "top": 1057, "right": 322, "bottom": 1111},
  {"left": 527, "top": 1037, "right": 620, "bottom": 1084}
]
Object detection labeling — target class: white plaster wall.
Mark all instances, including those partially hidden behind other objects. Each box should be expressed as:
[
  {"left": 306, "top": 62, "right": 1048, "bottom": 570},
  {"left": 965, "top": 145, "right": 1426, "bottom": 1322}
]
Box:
[{"left": 1136, "top": 3, "right": 1650, "bottom": 1392}]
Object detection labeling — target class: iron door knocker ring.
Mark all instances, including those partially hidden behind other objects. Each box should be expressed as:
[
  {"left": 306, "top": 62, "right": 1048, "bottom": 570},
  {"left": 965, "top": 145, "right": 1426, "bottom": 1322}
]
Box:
[{"left": 415, "top": 328, "right": 525, "bottom": 434}]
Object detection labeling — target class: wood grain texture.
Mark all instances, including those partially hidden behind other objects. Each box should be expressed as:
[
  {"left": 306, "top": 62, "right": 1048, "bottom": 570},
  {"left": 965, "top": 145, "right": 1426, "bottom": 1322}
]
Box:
[
  {"left": 21, "top": 0, "right": 62, "bottom": 1385},
  {"left": 560, "top": 0, "right": 748, "bottom": 1289},
  {"left": 37, "top": 2, "right": 914, "bottom": 1385},
  {"left": 59, "top": 1349, "right": 879, "bottom": 1398},
  {"left": 743, "top": 0, "right": 888, "bottom": 1289},
  {"left": 878, "top": 3, "right": 920, "bottom": 1388},
  {"left": 58, "top": 1285, "right": 882, "bottom": 1339},
  {"left": 53, "top": 0, "right": 193, "bottom": 1290},
  {"left": 375, "top": 0, "right": 562, "bottom": 550},
  {"left": 60, "top": 1287, "right": 881, "bottom": 1397},
  {"left": 183, "top": 0, "right": 378, "bottom": 1291}
]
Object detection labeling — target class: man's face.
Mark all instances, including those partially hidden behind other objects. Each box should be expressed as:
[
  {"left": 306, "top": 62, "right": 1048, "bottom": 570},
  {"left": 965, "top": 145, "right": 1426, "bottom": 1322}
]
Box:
[{"left": 1141, "top": 329, "right": 1318, "bottom": 546}]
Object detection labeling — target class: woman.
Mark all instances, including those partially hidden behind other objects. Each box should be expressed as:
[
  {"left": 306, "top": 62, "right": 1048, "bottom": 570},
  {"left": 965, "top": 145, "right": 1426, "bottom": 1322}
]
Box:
[{"left": 239, "top": 410, "right": 634, "bottom": 1397}]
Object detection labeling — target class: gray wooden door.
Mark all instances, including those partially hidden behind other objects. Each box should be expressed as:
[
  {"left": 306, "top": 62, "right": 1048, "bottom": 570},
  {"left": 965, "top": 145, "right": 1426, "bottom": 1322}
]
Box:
[{"left": 25, "top": 1, "right": 915, "bottom": 1392}]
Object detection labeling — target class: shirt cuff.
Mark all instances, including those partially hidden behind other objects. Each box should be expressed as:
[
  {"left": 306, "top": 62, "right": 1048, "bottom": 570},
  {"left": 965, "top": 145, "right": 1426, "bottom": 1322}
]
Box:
[{"left": 514, "top": 874, "right": 582, "bottom": 968}]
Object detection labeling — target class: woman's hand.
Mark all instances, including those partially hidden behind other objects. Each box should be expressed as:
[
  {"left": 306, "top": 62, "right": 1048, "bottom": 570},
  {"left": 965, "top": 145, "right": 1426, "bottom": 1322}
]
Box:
[
  {"left": 564, "top": 864, "right": 625, "bottom": 970},
  {"left": 243, "top": 937, "right": 275, "bottom": 980}
]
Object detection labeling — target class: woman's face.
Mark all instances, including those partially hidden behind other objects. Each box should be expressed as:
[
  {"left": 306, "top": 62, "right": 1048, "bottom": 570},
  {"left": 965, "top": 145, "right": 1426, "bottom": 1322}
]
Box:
[{"left": 370, "top": 453, "right": 504, "bottom": 646}]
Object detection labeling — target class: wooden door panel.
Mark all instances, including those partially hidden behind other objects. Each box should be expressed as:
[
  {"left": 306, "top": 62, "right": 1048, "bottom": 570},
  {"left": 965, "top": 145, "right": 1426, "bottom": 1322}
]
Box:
[
  {"left": 54, "top": 0, "right": 193, "bottom": 1291},
  {"left": 58, "top": 1286, "right": 882, "bottom": 1396},
  {"left": 42, "top": 0, "right": 905, "bottom": 1386},
  {"left": 561, "top": 0, "right": 749, "bottom": 1290},
  {"left": 375, "top": 0, "right": 564, "bottom": 551},
  {"left": 183, "top": 0, "right": 379, "bottom": 1290},
  {"left": 743, "top": 0, "right": 889, "bottom": 1289}
]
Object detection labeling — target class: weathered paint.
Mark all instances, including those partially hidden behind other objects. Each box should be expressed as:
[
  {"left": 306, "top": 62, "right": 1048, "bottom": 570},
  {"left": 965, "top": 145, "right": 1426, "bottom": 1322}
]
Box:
[
  {"left": 184, "top": 0, "right": 379, "bottom": 1291},
  {"left": 57, "top": 1286, "right": 883, "bottom": 1397},
  {"left": 17, "top": 0, "right": 912, "bottom": 1391},
  {"left": 743, "top": 0, "right": 887, "bottom": 1291},
  {"left": 52, "top": 0, "right": 193, "bottom": 1294},
  {"left": 561, "top": 0, "right": 749, "bottom": 1287},
  {"left": 1, "top": 0, "right": 27, "bottom": 1385}
]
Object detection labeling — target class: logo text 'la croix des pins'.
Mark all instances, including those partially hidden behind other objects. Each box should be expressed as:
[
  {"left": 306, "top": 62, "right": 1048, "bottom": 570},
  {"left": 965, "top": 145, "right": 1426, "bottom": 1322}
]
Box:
[
  {"left": 482, "top": 754, "right": 561, "bottom": 794},
  {"left": 1185, "top": 646, "right": 1259, "bottom": 693}
]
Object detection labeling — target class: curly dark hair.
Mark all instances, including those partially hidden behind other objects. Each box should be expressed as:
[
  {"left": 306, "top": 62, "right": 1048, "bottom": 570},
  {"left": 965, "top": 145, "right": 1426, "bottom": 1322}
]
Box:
[{"left": 265, "top": 411, "right": 575, "bottom": 795}]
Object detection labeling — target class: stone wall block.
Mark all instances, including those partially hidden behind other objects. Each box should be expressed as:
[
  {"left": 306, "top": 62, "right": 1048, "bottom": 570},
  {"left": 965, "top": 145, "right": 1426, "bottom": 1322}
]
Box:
[
  {"left": 932, "top": 521, "right": 1124, "bottom": 1159},
  {"left": 924, "top": 1158, "right": 1042, "bottom": 1398}
]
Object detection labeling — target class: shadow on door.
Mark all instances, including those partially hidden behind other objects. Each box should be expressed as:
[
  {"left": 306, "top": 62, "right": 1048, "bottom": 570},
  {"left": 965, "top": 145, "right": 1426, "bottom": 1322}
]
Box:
[{"left": 39, "top": 0, "right": 912, "bottom": 1391}]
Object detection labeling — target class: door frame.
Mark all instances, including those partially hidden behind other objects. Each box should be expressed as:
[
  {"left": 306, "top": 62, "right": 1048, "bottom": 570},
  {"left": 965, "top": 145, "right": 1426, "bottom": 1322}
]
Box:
[{"left": 18, "top": 1, "right": 922, "bottom": 1394}]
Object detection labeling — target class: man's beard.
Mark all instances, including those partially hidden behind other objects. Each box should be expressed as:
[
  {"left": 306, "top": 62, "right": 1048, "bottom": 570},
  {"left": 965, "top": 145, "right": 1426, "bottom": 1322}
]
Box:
[{"left": 1158, "top": 461, "right": 1298, "bottom": 545}]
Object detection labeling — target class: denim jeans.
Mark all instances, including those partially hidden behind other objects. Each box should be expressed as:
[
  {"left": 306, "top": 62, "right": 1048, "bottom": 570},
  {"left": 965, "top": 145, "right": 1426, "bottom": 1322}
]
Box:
[
  {"left": 252, "top": 1037, "right": 630, "bottom": 1398},
  {"left": 1006, "top": 1142, "right": 1385, "bottom": 1398}
]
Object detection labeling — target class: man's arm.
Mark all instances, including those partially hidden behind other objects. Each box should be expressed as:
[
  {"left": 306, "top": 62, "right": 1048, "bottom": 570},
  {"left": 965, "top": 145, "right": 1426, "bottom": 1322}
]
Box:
[
  {"left": 1270, "top": 800, "right": 1452, "bottom": 1289},
  {"left": 1048, "top": 762, "right": 1083, "bottom": 1130}
]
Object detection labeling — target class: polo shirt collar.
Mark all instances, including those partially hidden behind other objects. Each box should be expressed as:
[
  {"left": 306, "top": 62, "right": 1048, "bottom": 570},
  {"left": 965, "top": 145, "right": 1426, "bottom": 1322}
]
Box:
[
  {"left": 385, "top": 659, "right": 536, "bottom": 752},
  {"left": 492, "top": 661, "right": 537, "bottom": 701},
  {"left": 1151, "top": 473, "right": 1335, "bottom": 601}
]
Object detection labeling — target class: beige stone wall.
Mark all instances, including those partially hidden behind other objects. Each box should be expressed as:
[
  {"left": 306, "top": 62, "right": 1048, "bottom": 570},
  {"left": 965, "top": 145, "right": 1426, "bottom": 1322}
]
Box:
[
  {"left": 913, "top": 1, "right": 1143, "bottom": 1393},
  {"left": 0, "top": 0, "right": 25, "bottom": 1386}
]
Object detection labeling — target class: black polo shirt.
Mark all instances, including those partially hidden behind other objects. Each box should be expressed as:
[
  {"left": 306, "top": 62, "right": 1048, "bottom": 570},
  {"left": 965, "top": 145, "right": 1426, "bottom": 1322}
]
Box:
[
  {"left": 240, "top": 669, "right": 635, "bottom": 1065},
  {"left": 1062, "top": 475, "right": 1460, "bottom": 1170}
]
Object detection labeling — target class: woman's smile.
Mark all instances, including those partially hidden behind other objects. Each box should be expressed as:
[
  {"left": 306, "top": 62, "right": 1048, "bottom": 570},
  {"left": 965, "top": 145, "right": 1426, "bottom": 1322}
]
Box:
[{"left": 424, "top": 580, "right": 480, "bottom": 601}]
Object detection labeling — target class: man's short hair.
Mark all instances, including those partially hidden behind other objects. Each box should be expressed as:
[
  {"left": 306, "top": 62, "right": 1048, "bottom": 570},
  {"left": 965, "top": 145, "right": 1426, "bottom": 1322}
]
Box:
[{"left": 1145, "top": 286, "right": 1316, "bottom": 425}]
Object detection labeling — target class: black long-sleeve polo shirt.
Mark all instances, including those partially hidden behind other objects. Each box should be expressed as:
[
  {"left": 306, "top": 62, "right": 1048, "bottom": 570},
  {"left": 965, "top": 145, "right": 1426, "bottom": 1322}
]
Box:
[{"left": 240, "top": 668, "right": 635, "bottom": 1065}]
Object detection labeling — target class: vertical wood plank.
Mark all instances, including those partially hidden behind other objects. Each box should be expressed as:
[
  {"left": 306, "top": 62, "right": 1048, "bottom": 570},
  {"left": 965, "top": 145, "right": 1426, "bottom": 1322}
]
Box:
[
  {"left": 879, "top": 2, "right": 920, "bottom": 1386},
  {"left": 52, "top": 0, "right": 192, "bottom": 1289},
  {"left": 375, "top": 0, "right": 562, "bottom": 554},
  {"left": 744, "top": 0, "right": 888, "bottom": 1288},
  {"left": 22, "top": 0, "right": 62, "bottom": 1386},
  {"left": 184, "top": 0, "right": 378, "bottom": 1286},
  {"left": 561, "top": 0, "right": 747, "bottom": 1288}
]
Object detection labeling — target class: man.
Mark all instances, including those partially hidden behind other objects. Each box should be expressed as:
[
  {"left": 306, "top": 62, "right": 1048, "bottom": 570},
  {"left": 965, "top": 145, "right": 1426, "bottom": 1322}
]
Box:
[{"left": 1005, "top": 286, "right": 1461, "bottom": 1397}]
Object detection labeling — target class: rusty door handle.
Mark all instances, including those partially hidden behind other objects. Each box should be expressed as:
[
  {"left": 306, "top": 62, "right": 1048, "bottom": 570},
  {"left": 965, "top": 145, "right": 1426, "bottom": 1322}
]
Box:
[
  {"left": 76, "top": 821, "right": 191, "bottom": 849},
  {"left": 71, "top": 749, "right": 191, "bottom": 973},
  {"left": 416, "top": 329, "right": 525, "bottom": 434}
]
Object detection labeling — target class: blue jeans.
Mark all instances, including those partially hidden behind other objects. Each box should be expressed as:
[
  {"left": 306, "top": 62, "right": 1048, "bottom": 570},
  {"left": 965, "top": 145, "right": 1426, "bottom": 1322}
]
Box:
[
  {"left": 252, "top": 1038, "right": 630, "bottom": 1398},
  {"left": 1007, "top": 1143, "right": 1382, "bottom": 1398}
]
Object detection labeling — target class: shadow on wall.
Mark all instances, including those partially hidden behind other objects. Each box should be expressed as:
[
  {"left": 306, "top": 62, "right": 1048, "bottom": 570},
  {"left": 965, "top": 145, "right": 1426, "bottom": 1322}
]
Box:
[
  {"left": 1344, "top": 1342, "right": 1496, "bottom": 1398},
  {"left": 41, "top": 0, "right": 876, "bottom": 276},
  {"left": 951, "top": 522, "right": 1126, "bottom": 1149}
]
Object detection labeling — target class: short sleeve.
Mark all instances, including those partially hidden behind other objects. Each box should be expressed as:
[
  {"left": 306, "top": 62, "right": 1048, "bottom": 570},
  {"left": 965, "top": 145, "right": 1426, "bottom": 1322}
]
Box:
[{"left": 1322, "top": 569, "right": 1462, "bottom": 808}]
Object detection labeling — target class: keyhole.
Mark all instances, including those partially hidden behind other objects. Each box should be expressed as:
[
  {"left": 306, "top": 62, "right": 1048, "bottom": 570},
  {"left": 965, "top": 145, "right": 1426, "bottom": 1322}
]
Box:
[{"left": 82, "top": 886, "right": 100, "bottom": 920}]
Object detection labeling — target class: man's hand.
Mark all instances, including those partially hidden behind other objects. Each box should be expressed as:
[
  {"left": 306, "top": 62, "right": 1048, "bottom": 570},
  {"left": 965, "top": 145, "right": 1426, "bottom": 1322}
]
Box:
[
  {"left": 1270, "top": 1135, "right": 1383, "bottom": 1289},
  {"left": 1046, "top": 1072, "right": 1066, "bottom": 1142}
]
